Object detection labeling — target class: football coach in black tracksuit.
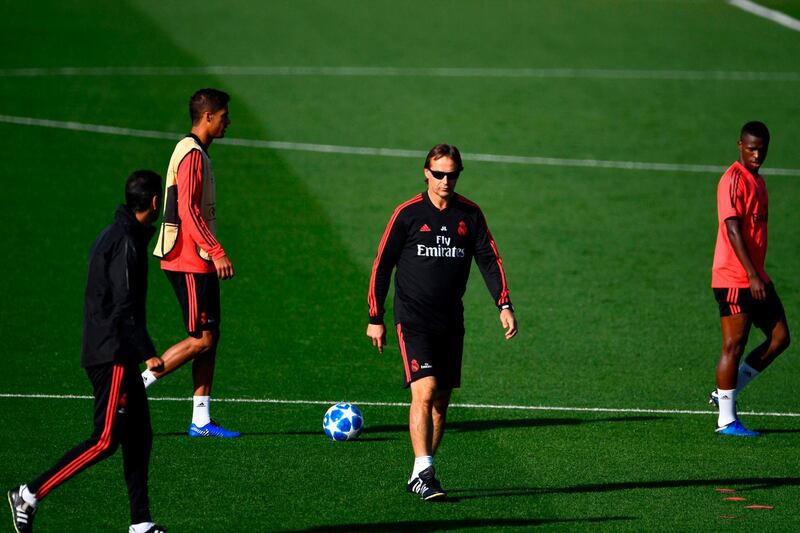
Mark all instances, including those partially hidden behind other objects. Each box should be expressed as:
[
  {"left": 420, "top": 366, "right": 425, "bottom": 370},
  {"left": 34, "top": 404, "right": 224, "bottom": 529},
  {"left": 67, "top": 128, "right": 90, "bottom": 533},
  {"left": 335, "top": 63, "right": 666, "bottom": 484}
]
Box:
[
  {"left": 367, "top": 144, "right": 518, "bottom": 501},
  {"left": 8, "top": 170, "right": 167, "bottom": 533}
]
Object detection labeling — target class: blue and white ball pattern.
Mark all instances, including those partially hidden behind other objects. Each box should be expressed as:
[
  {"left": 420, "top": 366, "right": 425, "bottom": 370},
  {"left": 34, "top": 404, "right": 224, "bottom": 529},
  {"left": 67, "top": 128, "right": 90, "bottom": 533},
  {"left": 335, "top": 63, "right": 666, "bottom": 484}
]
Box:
[{"left": 323, "top": 402, "right": 364, "bottom": 441}]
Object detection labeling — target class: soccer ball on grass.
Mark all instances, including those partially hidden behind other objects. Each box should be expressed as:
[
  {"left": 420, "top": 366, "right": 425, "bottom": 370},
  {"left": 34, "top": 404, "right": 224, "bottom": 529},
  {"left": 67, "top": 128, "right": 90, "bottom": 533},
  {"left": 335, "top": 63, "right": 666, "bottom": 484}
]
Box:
[{"left": 323, "top": 402, "right": 364, "bottom": 441}]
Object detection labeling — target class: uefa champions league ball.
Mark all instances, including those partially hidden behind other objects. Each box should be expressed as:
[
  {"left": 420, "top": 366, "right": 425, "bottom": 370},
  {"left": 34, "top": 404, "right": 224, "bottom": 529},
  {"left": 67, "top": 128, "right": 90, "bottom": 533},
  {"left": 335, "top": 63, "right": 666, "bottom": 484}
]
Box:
[{"left": 323, "top": 402, "right": 364, "bottom": 441}]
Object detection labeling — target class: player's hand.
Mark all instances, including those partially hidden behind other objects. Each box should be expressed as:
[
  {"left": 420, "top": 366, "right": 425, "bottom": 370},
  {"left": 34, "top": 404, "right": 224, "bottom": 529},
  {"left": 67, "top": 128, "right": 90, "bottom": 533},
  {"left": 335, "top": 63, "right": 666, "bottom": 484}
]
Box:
[
  {"left": 145, "top": 356, "right": 164, "bottom": 372},
  {"left": 366, "top": 323, "right": 387, "bottom": 354},
  {"left": 749, "top": 274, "right": 766, "bottom": 301},
  {"left": 214, "top": 255, "right": 235, "bottom": 280},
  {"left": 500, "top": 309, "right": 517, "bottom": 340}
]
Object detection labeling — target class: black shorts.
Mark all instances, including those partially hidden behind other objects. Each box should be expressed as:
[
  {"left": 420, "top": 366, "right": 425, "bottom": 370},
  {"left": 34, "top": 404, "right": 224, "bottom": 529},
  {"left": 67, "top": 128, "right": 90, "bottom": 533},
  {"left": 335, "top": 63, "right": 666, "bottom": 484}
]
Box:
[
  {"left": 396, "top": 323, "right": 464, "bottom": 389},
  {"left": 713, "top": 282, "right": 785, "bottom": 330},
  {"left": 165, "top": 271, "right": 221, "bottom": 335}
]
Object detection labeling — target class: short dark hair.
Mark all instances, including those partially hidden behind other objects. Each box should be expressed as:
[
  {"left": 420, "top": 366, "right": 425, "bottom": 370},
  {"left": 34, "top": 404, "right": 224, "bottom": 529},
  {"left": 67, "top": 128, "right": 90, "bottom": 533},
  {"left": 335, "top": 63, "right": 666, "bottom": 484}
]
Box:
[
  {"left": 424, "top": 143, "right": 464, "bottom": 171},
  {"left": 125, "top": 170, "right": 162, "bottom": 212},
  {"left": 189, "top": 88, "right": 230, "bottom": 124},
  {"left": 741, "top": 121, "right": 770, "bottom": 143}
]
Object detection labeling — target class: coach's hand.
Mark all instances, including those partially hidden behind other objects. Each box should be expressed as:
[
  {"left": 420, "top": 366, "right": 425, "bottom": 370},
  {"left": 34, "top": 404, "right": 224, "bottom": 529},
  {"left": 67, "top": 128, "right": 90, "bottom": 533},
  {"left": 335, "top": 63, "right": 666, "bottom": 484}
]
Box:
[
  {"left": 367, "top": 323, "right": 387, "bottom": 354},
  {"left": 145, "top": 356, "right": 164, "bottom": 372},
  {"left": 500, "top": 309, "right": 517, "bottom": 340},
  {"left": 214, "top": 255, "right": 235, "bottom": 280}
]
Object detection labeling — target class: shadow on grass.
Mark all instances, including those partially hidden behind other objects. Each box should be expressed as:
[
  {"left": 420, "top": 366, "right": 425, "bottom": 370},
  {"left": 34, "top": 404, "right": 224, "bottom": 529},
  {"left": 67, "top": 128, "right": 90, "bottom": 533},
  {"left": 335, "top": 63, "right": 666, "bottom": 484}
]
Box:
[
  {"left": 756, "top": 428, "right": 800, "bottom": 434},
  {"left": 366, "top": 415, "right": 667, "bottom": 434},
  {"left": 447, "top": 476, "right": 800, "bottom": 501},
  {"left": 153, "top": 431, "right": 393, "bottom": 441},
  {"left": 278, "top": 516, "right": 635, "bottom": 532},
  {"left": 154, "top": 415, "right": 666, "bottom": 438}
]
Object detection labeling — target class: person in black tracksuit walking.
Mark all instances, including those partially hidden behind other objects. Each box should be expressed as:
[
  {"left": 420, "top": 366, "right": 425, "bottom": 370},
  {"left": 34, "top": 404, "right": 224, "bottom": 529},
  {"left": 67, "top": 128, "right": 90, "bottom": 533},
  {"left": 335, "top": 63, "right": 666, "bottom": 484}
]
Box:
[
  {"left": 7, "top": 170, "right": 167, "bottom": 533},
  {"left": 366, "top": 144, "right": 518, "bottom": 500}
]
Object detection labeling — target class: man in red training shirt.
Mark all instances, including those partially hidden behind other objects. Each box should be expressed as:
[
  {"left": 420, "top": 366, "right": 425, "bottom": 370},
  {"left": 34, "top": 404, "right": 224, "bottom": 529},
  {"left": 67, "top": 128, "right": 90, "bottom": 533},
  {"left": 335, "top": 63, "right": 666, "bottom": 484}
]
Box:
[
  {"left": 147, "top": 88, "right": 238, "bottom": 438},
  {"left": 709, "top": 121, "right": 791, "bottom": 436}
]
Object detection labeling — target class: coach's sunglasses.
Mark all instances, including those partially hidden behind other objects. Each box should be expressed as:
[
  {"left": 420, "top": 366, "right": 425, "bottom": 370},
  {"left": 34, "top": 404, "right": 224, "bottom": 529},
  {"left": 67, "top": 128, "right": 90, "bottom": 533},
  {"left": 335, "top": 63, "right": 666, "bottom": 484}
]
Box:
[{"left": 428, "top": 169, "right": 462, "bottom": 180}]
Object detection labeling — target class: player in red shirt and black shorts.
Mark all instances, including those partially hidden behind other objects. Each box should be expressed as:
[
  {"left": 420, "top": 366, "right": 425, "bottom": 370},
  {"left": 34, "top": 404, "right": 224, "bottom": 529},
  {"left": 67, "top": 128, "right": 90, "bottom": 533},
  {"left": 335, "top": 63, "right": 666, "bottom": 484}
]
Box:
[
  {"left": 143, "top": 89, "right": 239, "bottom": 438},
  {"left": 710, "top": 121, "right": 791, "bottom": 436},
  {"left": 367, "top": 144, "right": 517, "bottom": 500}
]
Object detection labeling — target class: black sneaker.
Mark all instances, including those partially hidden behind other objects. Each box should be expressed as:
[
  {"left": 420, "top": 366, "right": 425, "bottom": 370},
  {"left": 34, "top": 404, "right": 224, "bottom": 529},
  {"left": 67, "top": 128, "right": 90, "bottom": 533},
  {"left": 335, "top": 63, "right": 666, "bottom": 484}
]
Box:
[
  {"left": 129, "top": 525, "right": 168, "bottom": 533},
  {"left": 7, "top": 486, "right": 36, "bottom": 533},
  {"left": 406, "top": 466, "right": 446, "bottom": 500}
]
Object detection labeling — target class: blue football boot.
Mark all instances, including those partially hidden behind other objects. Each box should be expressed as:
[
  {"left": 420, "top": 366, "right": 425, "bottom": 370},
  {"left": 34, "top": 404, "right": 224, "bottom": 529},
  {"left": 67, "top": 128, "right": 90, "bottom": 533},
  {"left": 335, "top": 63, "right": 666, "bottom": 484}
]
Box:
[
  {"left": 716, "top": 419, "right": 760, "bottom": 437},
  {"left": 188, "top": 421, "right": 240, "bottom": 438}
]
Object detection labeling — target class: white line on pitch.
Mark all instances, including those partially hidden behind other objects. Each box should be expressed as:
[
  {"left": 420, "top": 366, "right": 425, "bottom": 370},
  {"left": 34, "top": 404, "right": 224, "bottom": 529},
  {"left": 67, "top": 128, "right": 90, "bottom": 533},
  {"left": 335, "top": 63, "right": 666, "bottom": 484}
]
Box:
[
  {"left": 1, "top": 392, "right": 798, "bottom": 418},
  {"left": 0, "top": 65, "right": 799, "bottom": 81},
  {"left": 2, "top": 114, "right": 799, "bottom": 176},
  {"left": 729, "top": 0, "right": 800, "bottom": 32}
]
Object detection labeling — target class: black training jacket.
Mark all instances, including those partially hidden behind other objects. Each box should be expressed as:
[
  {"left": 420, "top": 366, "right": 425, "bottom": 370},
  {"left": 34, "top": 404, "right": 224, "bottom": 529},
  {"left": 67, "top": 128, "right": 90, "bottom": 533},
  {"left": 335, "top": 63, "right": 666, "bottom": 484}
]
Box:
[
  {"left": 368, "top": 192, "right": 512, "bottom": 332},
  {"left": 81, "top": 205, "right": 156, "bottom": 367}
]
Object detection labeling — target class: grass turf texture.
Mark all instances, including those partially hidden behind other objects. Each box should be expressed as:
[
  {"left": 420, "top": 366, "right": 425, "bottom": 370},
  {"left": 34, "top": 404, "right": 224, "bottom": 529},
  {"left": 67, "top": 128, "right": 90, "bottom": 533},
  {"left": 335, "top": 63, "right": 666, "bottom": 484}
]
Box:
[{"left": 1, "top": 0, "right": 799, "bottom": 531}]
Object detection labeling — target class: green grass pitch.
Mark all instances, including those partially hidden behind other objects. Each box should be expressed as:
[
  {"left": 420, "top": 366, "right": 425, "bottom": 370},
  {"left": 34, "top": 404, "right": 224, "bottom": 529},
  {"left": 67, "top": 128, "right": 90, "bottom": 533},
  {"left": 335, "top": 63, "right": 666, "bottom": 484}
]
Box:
[{"left": 1, "top": 1, "right": 799, "bottom": 531}]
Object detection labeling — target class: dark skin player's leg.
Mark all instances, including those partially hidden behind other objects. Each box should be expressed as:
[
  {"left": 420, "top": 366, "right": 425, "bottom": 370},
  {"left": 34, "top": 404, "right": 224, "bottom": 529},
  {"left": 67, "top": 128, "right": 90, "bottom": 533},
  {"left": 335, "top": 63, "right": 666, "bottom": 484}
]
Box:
[
  {"left": 716, "top": 314, "right": 751, "bottom": 390},
  {"left": 744, "top": 315, "right": 791, "bottom": 372}
]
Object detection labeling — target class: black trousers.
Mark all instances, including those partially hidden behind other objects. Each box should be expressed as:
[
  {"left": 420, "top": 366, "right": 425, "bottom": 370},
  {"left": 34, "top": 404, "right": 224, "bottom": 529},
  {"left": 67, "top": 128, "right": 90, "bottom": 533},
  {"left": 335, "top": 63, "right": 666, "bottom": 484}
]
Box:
[{"left": 27, "top": 361, "right": 153, "bottom": 524}]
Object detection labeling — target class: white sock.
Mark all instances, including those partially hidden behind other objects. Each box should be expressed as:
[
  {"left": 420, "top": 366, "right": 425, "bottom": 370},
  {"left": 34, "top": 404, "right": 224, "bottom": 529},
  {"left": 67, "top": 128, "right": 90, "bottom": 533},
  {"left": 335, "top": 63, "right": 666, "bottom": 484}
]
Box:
[
  {"left": 141, "top": 370, "right": 157, "bottom": 389},
  {"left": 192, "top": 396, "right": 211, "bottom": 427},
  {"left": 409, "top": 455, "right": 433, "bottom": 482},
  {"left": 20, "top": 485, "right": 37, "bottom": 507},
  {"left": 129, "top": 522, "right": 155, "bottom": 533},
  {"left": 736, "top": 363, "right": 760, "bottom": 394},
  {"left": 717, "top": 388, "right": 737, "bottom": 427}
]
